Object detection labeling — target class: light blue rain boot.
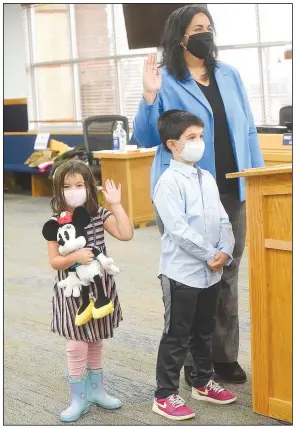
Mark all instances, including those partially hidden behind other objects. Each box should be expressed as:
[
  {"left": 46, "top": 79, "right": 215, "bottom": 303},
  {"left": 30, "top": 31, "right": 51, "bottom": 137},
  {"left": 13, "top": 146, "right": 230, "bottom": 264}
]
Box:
[
  {"left": 87, "top": 368, "right": 122, "bottom": 409},
  {"left": 60, "top": 369, "right": 89, "bottom": 422}
]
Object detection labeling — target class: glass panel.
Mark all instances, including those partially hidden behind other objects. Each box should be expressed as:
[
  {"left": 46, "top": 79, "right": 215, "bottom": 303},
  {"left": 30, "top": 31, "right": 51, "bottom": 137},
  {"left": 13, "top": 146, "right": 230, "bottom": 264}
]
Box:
[
  {"left": 33, "top": 4, "right": 71, "bottom": 63},
  {"left": 219, "top": 48, "right": 263, "bottom": 124},
  {"left": 78, "top": 59, "right": 119, "bottom": 119},
  {"left": 75, "top": 4, "right": 115, "bottom": 59},
  {"left": 261, "top": 46, "right": 292, "bottom": 125},
  {"left": 35, "top": 65, "right": 75, "bottom": 121},
  {"left": 118, "top": 56, "right": 146, "bottom": 129},
  {"left": 259, "top": 4, "right": 292, "bottom": 43},
  {"left": 209, "top": 4, "right": 257, "bottom": 46}
]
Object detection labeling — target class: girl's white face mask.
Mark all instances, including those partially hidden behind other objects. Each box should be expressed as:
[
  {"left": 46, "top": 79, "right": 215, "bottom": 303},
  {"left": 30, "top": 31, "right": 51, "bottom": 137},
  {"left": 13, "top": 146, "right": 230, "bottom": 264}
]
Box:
[
  {"left": 64, "top": 188, "right": 87, "bottom": 208},
  {"left": 176, "top": 139, "right": 205, "bottom": 163}
]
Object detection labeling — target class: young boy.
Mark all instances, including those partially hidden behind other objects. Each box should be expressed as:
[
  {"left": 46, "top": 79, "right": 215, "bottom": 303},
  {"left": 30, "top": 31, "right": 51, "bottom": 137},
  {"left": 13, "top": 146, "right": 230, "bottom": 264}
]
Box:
[{"left": 152, "top": 110, "right": 236, "bottom": 421}]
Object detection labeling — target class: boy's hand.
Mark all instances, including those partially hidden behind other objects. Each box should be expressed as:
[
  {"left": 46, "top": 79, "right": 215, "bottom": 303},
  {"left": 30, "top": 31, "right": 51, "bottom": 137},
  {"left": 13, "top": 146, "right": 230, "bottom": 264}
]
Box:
[
  {"left": 103, "top": 179, "right": 121, "bottom": 205},
  {"left": 208, "top": 252, "right": 229, "bottom": 272}
]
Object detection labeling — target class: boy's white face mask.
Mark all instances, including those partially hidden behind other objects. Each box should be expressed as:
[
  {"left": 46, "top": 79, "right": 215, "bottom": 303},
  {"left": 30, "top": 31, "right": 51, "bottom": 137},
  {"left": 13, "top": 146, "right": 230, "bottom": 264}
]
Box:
[{"left": 176, "top": 139, "right": 205, "bottom": 163}]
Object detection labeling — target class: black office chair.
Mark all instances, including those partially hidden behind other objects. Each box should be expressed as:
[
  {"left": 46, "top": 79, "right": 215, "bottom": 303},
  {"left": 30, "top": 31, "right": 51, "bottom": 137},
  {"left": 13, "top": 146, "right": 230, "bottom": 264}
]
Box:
[
  {"left": 279, "top": 106, "right": 292, "bottom": 131},
  {"left": 83, "top": 115, "right": 129, "bottom": 185}
]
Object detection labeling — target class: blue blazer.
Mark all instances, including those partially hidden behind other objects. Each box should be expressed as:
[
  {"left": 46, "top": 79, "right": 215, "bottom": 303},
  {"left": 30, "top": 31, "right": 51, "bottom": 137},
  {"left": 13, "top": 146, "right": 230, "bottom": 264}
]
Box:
[{"left": 133, "top": 62, "right": 264, "bottom": 201}]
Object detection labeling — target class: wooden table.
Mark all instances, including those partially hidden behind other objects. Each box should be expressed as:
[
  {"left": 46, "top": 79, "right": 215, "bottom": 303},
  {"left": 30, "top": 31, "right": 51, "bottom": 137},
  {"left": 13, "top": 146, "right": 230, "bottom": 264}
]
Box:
[
  {"left": 93, "top": 149, "right": 156, "bottom": 228},
  {"left": 227, "top": 165, "right": 292, "bottom": 423}
]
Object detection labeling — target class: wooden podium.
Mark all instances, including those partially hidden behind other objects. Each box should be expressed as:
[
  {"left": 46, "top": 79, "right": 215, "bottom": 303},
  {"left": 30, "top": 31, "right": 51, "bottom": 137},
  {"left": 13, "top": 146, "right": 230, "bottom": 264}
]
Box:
[{"left": 227, "top": 165, "right": 292, "bottom": 423}]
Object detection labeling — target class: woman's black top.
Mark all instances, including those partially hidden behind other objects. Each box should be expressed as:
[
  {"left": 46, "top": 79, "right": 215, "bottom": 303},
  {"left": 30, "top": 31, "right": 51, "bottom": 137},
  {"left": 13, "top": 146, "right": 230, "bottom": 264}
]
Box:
[{"left": 197, "top": 74, "right": 239, "bottom": 196}]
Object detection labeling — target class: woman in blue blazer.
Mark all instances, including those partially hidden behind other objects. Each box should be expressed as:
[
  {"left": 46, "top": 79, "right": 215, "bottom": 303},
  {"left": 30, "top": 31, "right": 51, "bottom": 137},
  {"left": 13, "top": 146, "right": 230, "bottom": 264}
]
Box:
[{"left": 133, "top": 5, "right": 264, "bottom": 385}]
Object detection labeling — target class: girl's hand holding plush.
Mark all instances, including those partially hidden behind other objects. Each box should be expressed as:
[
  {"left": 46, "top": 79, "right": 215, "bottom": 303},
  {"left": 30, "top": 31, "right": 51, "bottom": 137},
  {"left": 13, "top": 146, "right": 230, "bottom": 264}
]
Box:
[{"left": 75, "top": 248, "right": 94, "bottom": 265}]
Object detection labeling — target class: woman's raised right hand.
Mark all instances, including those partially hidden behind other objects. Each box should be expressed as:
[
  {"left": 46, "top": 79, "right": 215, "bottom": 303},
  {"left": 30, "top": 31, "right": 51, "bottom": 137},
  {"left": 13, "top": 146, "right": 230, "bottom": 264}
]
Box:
[
  {"left": 75, "top": 248, "right": 94, "bottom": 265},
  {"left": 143, "top": 53, "right": 162, "bottom": 104}
]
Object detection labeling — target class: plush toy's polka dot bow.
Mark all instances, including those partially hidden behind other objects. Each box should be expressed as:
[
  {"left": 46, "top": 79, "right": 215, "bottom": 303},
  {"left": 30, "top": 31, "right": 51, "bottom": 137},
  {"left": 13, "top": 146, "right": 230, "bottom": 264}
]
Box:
[{"left": 57, "top": 211, "right": 72, "bottom": 225}]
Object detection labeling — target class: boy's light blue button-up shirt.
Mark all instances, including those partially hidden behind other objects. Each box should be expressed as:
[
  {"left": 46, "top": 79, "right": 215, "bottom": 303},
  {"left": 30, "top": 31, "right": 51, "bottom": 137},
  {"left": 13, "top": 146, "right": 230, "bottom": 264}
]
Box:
[{"left": 153, "top": 160, "right": 235, "bottom": 289}]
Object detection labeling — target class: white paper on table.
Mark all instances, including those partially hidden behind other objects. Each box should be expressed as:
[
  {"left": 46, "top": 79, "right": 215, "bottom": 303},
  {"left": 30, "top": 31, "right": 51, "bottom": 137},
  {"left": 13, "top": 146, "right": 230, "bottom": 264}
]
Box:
[
  {"left": 140, "top": 147, "right": 157, "bottom": 151},
  {"left": 34, "top": 133, "right": 50, "bottom": 150}
]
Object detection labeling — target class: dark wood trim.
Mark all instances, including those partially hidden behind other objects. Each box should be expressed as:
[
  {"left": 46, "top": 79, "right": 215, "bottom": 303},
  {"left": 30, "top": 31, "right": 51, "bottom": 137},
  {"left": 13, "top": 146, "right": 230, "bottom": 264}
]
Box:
[
  {"left": 4, "top": 98, "right": 27, "bottom": 106},
  {"left": 284, "top": 49, "right": 292, "bottom": 60},
  {"left": 21, "top": 4, "right": 68, "bottom": 13}
]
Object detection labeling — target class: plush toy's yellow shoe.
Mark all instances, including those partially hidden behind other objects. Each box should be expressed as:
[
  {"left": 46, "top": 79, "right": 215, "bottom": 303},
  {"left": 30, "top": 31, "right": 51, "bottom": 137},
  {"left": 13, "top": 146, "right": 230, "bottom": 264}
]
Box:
[
  {"left": 75, "top": 299, "right": 95, "bottom": 326},
  {"left": 92, "top": 301, "right": 114, "bottom": 320}
]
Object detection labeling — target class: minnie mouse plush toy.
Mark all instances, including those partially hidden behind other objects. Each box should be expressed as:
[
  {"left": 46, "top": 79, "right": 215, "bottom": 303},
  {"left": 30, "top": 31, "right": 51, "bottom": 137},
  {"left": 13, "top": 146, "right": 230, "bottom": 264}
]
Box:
[{"left": 42, "top": 206, "right": 119, "bottom": 326}]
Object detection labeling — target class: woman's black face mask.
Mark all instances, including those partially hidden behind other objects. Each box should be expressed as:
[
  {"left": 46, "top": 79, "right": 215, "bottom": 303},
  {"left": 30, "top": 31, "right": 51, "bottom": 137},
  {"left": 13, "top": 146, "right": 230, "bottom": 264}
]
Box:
[{"left": 184, "top": 31, "right": 214, "bottom": 59}]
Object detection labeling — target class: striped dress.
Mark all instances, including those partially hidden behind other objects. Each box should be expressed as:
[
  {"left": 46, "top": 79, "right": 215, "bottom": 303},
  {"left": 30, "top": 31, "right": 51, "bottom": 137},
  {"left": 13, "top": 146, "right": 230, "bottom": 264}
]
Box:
[{"left": 51, "top": 206, "right": 123, "bottom": 342}]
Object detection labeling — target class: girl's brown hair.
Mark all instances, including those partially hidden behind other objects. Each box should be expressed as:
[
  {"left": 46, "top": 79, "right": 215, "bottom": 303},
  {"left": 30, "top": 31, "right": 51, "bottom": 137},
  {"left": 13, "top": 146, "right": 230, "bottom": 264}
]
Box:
[{"left": 51, "top": 160, "right": 99, "bottom": 217}]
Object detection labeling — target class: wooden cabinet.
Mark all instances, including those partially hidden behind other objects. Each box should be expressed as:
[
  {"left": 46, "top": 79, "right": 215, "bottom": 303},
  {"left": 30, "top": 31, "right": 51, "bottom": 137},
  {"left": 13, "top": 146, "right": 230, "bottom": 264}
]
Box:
[{"left": 227, "top": 165, "right": 292, "bottom": 423}]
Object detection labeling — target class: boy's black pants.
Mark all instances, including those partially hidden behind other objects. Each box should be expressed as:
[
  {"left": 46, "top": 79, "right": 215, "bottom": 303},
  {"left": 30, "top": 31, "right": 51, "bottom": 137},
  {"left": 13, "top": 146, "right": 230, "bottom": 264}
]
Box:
[{"left": 155, "top": 275, "right": 221, "bottom": 399}]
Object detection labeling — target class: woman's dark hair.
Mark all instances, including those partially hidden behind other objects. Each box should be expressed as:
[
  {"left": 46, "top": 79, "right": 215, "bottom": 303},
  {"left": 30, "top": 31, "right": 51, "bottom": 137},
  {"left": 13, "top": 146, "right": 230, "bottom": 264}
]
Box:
[
  {"left": 158, "top": 109, "right": 204, "bottom": 153},
  {"left": 160, "top": 5, "right": 218, "bottom": 81},
  {"left": 51, "top": 160, "right": 99, "bottom": 217}
]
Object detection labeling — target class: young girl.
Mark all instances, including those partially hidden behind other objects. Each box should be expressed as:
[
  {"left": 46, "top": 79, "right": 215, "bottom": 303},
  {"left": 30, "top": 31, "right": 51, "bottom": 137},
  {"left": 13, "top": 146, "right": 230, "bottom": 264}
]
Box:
[{"left": 45, "top": 160, "right": 133, "bottom": 423}]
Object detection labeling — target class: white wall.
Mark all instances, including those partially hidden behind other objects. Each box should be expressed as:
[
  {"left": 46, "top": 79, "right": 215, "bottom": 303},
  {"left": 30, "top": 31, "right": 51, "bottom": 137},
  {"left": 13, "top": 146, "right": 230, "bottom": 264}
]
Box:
[{"left": 4, "top": 4, "right": 27, "bottom": 99}]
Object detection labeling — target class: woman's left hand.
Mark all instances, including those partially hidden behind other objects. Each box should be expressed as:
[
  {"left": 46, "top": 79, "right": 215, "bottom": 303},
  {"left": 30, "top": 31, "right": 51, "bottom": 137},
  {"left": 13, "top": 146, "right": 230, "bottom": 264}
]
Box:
[{"left": 102, "top": 179, "right": 121, "bottom": 205}]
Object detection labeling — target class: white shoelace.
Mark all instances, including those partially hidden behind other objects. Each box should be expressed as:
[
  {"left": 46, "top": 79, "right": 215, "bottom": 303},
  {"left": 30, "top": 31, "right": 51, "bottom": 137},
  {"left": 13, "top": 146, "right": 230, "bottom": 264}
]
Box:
[
  {"left": 207, "top": 380, "right": 225, "bottom": 393},
  {"left": 168, "top": 394, "right": 185, "bottom": 409}
]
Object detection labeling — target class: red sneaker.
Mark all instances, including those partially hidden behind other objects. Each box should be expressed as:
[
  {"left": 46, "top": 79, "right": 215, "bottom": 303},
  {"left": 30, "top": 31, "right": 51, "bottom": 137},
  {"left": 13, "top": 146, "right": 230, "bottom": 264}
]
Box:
[
  {"left": 191, "top": 380, "right": 237, "bottom": 404},
  {"left": 152, "top": 394, "right": 195, "bottom": 421}
]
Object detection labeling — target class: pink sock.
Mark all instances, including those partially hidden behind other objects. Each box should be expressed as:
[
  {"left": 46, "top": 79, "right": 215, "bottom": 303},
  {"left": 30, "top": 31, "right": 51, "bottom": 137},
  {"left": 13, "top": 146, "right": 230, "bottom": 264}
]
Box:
[
  {"left": 88, "top": 340, "right": 103, "bottom": 370},
  {"left": 66, "top": 340, "right": 88, "bottom": 378}
]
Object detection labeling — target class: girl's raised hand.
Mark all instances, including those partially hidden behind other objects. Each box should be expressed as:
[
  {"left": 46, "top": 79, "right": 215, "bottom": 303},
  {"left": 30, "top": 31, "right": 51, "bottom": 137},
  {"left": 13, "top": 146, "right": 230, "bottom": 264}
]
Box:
[{"left": 102, "top": 179, "right": 121, "bottom": 205}]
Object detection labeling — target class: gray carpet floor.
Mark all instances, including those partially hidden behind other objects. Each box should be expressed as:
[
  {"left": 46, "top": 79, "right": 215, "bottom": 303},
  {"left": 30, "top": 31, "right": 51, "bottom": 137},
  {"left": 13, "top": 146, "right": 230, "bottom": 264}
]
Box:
[{"left": 4, "top": 194, "right": 282, "bottom": 425}]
